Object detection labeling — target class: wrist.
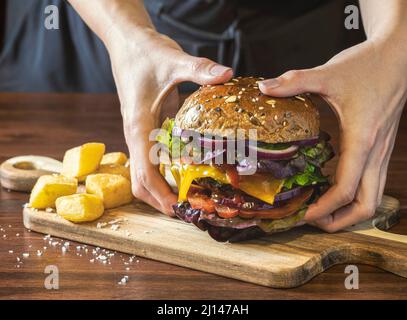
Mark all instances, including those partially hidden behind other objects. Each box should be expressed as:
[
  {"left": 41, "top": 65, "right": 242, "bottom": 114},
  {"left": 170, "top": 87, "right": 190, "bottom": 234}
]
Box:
[
  {"left": 104, "top": 21, "right": 157, "bottom": 52},
  {"left": 367, "top": 32, "right": 407, "bottom": 75}
]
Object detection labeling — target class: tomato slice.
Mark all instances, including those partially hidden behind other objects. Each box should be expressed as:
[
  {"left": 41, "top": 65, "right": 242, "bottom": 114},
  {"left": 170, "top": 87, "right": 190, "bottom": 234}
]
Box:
[
  {"left": 232, "top": 194, "right": 244, "bottom": 205},
  {"left": 215, "top": 204, "right": 240, "bottom": 219},
  {"left": 239, "top": 188, "right": 313, "bottom": 219},
  {"left": 225, "top": 166, "right": 239, "bottom": 189},
  {"left": 188, "top": 193, "right": 216, "bottom": 213}
]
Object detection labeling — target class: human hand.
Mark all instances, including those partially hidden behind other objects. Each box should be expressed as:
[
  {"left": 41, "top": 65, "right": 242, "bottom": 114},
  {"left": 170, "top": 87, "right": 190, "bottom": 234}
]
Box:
[
  {"left": 259, "top": 38, "right": 407, "bottom": 232},
  {"left": 106, "top": 29, "right": 233, "bottom": 215}
]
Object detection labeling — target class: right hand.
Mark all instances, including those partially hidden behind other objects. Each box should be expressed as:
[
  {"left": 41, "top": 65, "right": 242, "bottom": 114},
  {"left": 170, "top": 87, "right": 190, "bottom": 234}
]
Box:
[{"left": 106, "top": 28, "right": 233, "bottom": 215}]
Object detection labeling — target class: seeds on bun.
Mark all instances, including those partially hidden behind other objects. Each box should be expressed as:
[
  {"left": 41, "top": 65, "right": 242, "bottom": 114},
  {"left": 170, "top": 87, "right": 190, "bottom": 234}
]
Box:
[{"left": 175, "top": 77, "right": 319, "bottom": 143}]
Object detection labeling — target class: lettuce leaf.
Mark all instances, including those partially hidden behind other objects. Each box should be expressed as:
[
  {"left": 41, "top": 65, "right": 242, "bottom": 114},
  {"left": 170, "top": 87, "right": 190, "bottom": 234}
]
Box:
[
  {"left": 300, "top": 140, "right": 334, "bottom": 167},
  {"left": 283, "top": 162, "right": 328, "bottom": 189},
  {"left": 156, "top": 118, "right": 186, "bottom": 159},
  {"left": 156, "top": 117, "right": 174, "bottom": 148}
]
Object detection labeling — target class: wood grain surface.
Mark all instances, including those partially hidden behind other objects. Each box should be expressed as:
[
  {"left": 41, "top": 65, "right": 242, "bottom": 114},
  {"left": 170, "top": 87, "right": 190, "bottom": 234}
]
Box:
[
  {"left": 0, "top": 93, "right": 406, "bottom": 299},
  {"left": 22, "top": 195, "right": 406, "bottom": 288}
]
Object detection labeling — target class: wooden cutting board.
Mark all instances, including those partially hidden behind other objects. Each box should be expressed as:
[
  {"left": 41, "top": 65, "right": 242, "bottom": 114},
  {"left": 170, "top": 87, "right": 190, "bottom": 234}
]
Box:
[{"left": 23, "top": 195, "right": 407, "bottom": 288}]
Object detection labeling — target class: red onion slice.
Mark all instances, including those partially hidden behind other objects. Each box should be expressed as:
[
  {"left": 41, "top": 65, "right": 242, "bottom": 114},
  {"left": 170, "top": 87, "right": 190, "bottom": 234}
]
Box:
[
  {"left": 293, "top": 137, "right": 319, "bottom": 146},
  {"left": 199, "top": 136, "right": 228, "bottom": 149},
  {"left": 274, "top": 187, "right": 304, "bottom": 202},
  {"left": 196, "top": 149, "right": 226, "bottom": 164},
  {"left": 249, "top": 144, "right": 299, "bottom": 160}
]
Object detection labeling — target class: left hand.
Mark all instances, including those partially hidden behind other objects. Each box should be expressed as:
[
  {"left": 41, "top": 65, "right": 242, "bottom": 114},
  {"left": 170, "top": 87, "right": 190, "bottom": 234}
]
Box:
[{"left": 259, "top": 38, "right": 407, "bottom": 232}]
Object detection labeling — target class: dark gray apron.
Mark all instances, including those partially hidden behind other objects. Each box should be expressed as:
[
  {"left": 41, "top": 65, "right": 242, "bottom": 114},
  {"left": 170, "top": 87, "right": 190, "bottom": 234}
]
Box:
[{"left": 0, "top": 0, "right": 364, "bottom": 92}]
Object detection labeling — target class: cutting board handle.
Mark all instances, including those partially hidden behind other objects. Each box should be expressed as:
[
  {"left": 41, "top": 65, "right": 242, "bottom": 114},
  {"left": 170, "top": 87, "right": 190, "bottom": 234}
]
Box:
[
  {"left": 0, "top": 155, "right": 62, "bottom": 192},
  {"left": 346, "top": 195, "right": 406, "bottom": 244}
]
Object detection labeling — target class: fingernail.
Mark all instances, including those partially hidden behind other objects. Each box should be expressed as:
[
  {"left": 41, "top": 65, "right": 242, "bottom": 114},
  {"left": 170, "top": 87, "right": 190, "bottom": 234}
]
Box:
[
  {"left": 259, "top": 78, "right": 280, "bottom": 89},
  {"left": 210, "top": 64, "right": 232, "bottom": 76}
]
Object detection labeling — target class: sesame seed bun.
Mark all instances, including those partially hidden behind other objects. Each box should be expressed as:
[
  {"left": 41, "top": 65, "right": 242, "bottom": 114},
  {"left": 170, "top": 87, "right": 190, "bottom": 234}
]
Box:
[{"left": 175, "top": 77, "right": 320, "bottom": 143}]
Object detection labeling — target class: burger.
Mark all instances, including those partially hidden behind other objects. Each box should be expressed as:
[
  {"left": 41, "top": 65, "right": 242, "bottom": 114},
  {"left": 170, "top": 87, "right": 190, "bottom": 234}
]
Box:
[{"left": 157, "top": 77, "right": 334, "bottom": 242}]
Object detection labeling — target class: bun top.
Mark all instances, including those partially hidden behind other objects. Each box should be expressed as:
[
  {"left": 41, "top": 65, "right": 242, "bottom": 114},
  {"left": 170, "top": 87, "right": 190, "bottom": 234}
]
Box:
[{"left": 174, "top": 77, "right": 320, "bottom": 143}]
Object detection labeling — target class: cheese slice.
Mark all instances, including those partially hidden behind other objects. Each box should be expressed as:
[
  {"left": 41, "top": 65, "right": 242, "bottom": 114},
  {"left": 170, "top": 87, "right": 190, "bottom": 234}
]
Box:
[
  {"left": 175, "top": 164, "right": 228, "bottom": 201},
  {"left": 239, "top": 174, "right": 284, "bottom": 205},
  {"left": 172, "top": 164, "right": 284, "bottom": 205}
]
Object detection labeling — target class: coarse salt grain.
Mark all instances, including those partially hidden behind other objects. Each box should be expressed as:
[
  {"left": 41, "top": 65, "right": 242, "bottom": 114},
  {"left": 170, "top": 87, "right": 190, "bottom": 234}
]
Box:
[{"left": 111, "top": 224, "right": 120, "bottom": 231}]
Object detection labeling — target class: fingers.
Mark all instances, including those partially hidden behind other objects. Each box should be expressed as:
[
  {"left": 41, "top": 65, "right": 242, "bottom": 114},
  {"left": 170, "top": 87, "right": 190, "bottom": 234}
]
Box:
[
  {"left": 305, "top": 132, "right": 369, "bottom": 222},
  {"left": 377, "top": 120, "right": 399, "bottom": 206},
  {"left": 128, "top": 137, "right": 178, "bottom": 216},
  {"left": 132, "top": 163, "right": 177, "bottom": 216},
  {"left": 313, "top": 158, "right": 381, "bottom": 232},
  {"left": 258, "top": 67, "right": 327, "bottom": 97},
  {"left": 173, "top": 54, "right": 233, "bottom": 86},
  {"left": 311, "top": 123, "right": 397, "bottom": 232}
]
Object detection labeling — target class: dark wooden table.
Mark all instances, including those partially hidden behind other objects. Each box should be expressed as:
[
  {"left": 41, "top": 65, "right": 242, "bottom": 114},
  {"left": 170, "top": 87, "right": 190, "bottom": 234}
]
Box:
[{"left": 0, "top": 93, "right": 406, "bottom": 300}]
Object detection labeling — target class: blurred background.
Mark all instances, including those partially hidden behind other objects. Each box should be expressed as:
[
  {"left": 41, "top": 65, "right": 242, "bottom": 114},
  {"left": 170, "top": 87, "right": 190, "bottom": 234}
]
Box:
[{"left": 0, "top": 0, "right": 365, "bottom": 93}]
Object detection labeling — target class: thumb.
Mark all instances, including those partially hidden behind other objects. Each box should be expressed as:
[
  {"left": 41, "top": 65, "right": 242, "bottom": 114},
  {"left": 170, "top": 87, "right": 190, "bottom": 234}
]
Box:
[
  {"left": 258, "top": 68, "right": 326, "bottom": 97},
  {"left": 174, "top": 54, "right": 233, "bottom": 85}
]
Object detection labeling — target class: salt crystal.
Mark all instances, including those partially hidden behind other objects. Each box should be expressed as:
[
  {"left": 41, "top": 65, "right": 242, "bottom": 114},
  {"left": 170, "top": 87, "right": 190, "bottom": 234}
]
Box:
[
  {"left": 111, "top": 224, "right": 120, "bottom": 231},
  {"left": 108, "top": 218, "right": 124, "bottom": 225},
  {"left": 22, "top": 253, "right": 29, "bottom": 258},
  {"left": 97, "top": 254, "right": 107, "bottom": 261},
  {"left": 118, "top": 276, "right": 128, "bottom": 285},
  {"left": 96, "top": 222, "right": 107, "bottom": 229}
]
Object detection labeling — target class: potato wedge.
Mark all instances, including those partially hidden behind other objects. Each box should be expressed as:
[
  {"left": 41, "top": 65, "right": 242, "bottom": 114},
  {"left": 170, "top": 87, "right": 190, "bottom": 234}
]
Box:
[
  {"left": 101, "top": 152, "right": 128, "bottom": 166},
  {"left": 61, "top": 142, "right": 105, "bottom": 178},
  {"left": 29, "top": 175, "right": 78, "bottom": 209},
  {"left": 97, "top": 163, "right": 131, "bottom": 181},
  {"left": 56, "top": 193, "right": 104, "bottom": 222},
  {"left": 86, "top": 173, "right": 133, "bottom": 209}
]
